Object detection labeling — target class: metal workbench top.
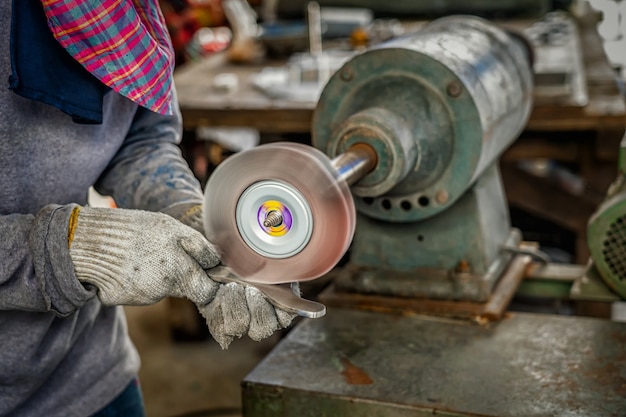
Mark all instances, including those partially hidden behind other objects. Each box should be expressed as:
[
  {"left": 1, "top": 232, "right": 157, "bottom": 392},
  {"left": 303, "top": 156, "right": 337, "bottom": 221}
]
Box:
[{"left": 243, "top": 308, "right": 626, "bottom": 416}]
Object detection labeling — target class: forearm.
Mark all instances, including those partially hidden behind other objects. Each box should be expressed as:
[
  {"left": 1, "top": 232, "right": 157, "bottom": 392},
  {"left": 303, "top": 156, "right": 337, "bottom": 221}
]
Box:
[
  {"left": 0, "top": 205, "right": 95, "bottom": 316},
  {"left": 95, "top": 92, "right": 203, "bottom": 213}
]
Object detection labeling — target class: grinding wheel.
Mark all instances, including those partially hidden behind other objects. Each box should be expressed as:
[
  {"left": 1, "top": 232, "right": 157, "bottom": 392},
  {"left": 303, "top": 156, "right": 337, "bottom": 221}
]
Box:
[{"left": 203, "top": 142, "right": 355, "bottom": 284}]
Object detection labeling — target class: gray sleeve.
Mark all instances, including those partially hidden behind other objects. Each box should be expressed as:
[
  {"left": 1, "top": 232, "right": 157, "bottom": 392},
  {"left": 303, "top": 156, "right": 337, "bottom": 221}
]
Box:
[
  {"left": 0, "top": 204, "right": 96, "bottom": 316},
  {"left": 94, "top": 89, "right": 204, "bottom": 213}
]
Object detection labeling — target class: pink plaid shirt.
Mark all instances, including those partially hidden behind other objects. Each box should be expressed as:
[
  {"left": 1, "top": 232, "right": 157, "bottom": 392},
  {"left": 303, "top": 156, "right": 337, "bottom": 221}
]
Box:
[{"left": 41, "top": 0, "right": 175, "bottom": 115}]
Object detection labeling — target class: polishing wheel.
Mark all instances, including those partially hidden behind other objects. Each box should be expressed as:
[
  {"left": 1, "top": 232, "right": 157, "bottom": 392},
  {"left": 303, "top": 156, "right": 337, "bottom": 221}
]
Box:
[{"left": 203, "top": 142, "right": 358, "bottom": 284}]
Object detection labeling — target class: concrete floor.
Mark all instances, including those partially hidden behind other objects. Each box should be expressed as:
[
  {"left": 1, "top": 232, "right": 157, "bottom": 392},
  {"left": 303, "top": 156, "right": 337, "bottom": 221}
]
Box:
[{"left": 125, "top": 301, "right": 282, "bottom": 417}]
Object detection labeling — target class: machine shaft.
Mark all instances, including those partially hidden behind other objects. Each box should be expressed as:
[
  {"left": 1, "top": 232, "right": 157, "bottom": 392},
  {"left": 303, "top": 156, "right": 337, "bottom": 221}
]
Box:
[{"left": 330, "top": 144, "right": 378, "bottom": 186}]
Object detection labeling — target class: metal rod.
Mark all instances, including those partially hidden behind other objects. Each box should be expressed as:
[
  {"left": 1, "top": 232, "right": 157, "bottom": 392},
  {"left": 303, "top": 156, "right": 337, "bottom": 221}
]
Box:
[
  {"left": 307, "top": 1, "right": 323, "bottom": 57},
  {"left": 330, "top": 144, "right": 378, "bottom": 186},
  {"left": 481, "top": 253, "right": 532, "bottom": 321}
]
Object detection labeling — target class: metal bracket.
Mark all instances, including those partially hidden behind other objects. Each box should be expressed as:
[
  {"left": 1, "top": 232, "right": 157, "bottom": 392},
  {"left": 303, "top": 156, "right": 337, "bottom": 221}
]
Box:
[
  {"left": 501, "top": 243, "right": 551, "bottom": 264},
  {"left": 209, "top": 265, "right": 327, "bottom": 318}
]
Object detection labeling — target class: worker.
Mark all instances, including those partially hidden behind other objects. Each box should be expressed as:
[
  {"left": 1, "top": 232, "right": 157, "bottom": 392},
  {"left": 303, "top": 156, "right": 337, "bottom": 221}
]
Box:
[{"left": 1, "top": 1, "right": 295, "bottom": 416}]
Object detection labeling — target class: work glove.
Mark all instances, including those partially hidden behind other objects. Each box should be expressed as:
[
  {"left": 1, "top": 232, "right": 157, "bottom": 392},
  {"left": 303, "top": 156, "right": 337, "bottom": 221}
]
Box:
[
  {"left": 163, "top": 203, "right": 298, "bottom": 349},
  {"left": 163, "top": 203, "right": 205, "bottom": 235},
  {"left": 69, "top": 204, "right": 297, "bottom": 348},
  {"left": 199, "top": 280, "right": 297, "bottom": 349},
  {"left": 68, "top": 206, "right": 221, "bottom": 306}
]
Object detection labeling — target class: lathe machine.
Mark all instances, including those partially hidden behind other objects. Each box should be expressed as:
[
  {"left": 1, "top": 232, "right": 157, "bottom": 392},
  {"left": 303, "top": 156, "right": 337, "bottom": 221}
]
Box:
[{"left": 202, "top": 15, "right": 626, "bottom": 417}]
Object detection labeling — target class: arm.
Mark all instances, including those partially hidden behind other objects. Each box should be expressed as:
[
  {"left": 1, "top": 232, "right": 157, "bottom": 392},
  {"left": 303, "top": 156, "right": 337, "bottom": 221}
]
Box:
[
  {"left": 0, "top": 201, "right": 220, "bottom": 319},
  {"left": 0, "top": 90, "right": 198, "bottom": 316},
  {"left": 94, "top": 89, "right": 202, "bottom": 217},
  {"left": 0, "top": 206, "right": 95, "bottom": 316}
]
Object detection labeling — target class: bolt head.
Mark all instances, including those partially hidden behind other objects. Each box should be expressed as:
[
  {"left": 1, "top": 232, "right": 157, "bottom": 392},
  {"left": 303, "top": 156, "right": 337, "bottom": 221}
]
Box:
[
  {"left": 446, "top": 81, "right": 462, "bottom": 98},
  {"left": 456, "top": 259, "right": 471, "bottom": 273},
  {"left": 340, "top": 68, "right": 354, "bottom": 82},
  {"left": 435, "top": 190, "right": 449, "bottom": 204}
]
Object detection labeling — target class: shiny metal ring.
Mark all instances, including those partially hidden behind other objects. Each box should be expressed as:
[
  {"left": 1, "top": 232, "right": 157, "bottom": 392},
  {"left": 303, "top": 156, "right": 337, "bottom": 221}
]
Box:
[{"left": 236, "top": 180, "right": 313, "bottom": 259}]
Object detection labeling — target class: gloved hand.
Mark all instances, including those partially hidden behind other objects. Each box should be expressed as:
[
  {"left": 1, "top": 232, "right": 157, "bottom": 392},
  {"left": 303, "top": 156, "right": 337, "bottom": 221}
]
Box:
[
  {"left": 163, "top": 203, "right": 205, "bottom": 235},
  {"left": 199, "top": 281, "right": 297, "bottom": 349},
  {"left": 68, "top": 206, "right": 220, "bottom": 306},
  {"left": 74, "top": 203, "right": 297, "bottom": 347},
  {"left": 163, "top": 203, "right": 298, "bottom": 348}
]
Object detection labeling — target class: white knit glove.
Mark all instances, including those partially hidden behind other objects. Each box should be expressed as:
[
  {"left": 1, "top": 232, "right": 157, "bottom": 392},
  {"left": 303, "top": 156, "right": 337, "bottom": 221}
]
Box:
[
  {"left": 68, "top": 206, "right": 220, "bottom": 306},
  {"left": 165, "top": 203, "right": 298, "bottom": 348},
  {"left": 70, "top": 204, "right": 297, "bottom": 348},
  {"left": 163, "top": 203, "right": 205, "bottom": 235},
  {"left": 199, "top": 281, "right": 297, "bottom": 349}
]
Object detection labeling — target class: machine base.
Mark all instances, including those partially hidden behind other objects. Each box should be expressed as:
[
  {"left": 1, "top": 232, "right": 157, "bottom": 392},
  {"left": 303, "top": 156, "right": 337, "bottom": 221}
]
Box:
[
  {"left": 345, "top": 165, "right": 515, "bottom": 302},
  {"left": 322, "top": 251, "right": 532, "bottom": 322},
  {"left": 335, "top": 229, "right": 522, "bottom": 303},
  {"left": 242, "top": 308, "right": 626, "bottom": 417}
]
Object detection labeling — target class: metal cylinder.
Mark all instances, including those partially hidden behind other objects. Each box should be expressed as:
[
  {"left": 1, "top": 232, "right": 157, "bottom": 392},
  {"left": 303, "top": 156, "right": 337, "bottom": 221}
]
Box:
[
  {"left": 312, "top": 15, "right": 533, "bottom": 222},
  {"left": 328, "top": 108, "right": 417, "bottom": 196},
  {"left": 330, "top": 144, "right": 378, "bottom": 186}
]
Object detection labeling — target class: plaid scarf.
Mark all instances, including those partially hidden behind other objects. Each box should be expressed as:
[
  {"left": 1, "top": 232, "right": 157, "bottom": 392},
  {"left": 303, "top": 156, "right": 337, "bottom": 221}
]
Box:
[{"left": 41, "top": 0, "right": 175, "bottom": 115}]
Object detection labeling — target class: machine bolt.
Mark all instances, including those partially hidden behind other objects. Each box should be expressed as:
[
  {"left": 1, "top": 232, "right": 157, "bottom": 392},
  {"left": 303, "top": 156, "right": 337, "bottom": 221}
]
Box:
[
  {"left": 263, "top": 210, "right": 283, "bottom": 228},
  {"left": 435, "top": 190, "right": 449, "bottom": 204},
  {"left": 446, "top": 81, "right": 462, "bottom": 98},
  {"left": 340, "top": 68, "right": 354, "bottom": 82},
  {"left": 456, "top": 259, "right": 471, "bottom": 273}
]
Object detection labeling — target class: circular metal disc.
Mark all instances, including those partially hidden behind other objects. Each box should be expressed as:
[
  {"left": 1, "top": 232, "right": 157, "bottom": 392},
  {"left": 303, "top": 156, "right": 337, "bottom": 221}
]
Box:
[
  {"left": 235, "top": 179, "right": 314, "bottom": 259},
  {"left": 203, "top": 142, "right": 355, "bottom": 284}
]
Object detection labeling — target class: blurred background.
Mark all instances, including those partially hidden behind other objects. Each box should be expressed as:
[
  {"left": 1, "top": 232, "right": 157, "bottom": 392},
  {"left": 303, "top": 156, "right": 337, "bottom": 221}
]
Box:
[{"left": 119, "top": 1, "right": 626, "bottom": 416}]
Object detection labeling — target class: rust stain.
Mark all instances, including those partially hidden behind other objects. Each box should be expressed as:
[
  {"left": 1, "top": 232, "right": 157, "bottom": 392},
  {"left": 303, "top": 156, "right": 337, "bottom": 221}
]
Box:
[
  {"left": 610, "top": 330, "right": 626, "bottom": 345},
  {"left": 579, "top": 357, "right": 626, "bottom": 398},
  {"left": 456, "top": 259, "right": 471, "bottom": 273},
  {"left": 340, "top": 357, "right": 373, "bottom": 385}
]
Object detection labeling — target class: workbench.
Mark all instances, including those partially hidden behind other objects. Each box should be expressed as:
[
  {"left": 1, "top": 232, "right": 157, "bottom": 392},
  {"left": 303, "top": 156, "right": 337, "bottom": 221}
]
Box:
[
  {"left": 242, "top": 308, "right": 626, "bottom": 417},
  {"left": 174, "top": 10, "right": 626, "bottom": 263}
]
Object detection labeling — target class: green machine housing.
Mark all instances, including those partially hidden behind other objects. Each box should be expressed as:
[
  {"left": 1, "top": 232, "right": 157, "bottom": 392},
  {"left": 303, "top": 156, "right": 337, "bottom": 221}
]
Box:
[
  {"left": 312, "top": 16, "right": 533, "bottom": 302},
  {"left": 587, "top": 136, "right": 626, "bottom": 299}
]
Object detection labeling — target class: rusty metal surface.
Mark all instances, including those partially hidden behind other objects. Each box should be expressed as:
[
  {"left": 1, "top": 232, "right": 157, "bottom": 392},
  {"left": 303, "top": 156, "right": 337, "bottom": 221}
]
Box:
[
  {"left": 321, "top": 252, "right": 530, "bottom": 322},
  {"left": 243, "top": 308, "right": 626, "bottom": 417}
]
